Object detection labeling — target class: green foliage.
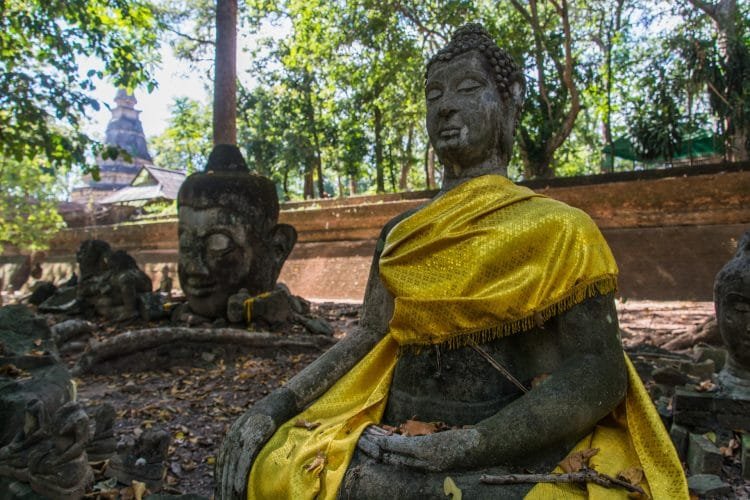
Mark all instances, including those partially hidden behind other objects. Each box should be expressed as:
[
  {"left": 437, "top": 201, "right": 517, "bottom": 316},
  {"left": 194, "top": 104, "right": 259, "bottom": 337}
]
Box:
[
  {"left": 0, "top": 158, "right": 67, "bottom": 252},
  {"left": 150, "top": 97, "right": 212, "bottom": 174},
  {"left": 0, "top": 0, "right": 161, "bottom": 173},
  {"left": 629, "top": 70, "right": 685, "bottom": 162}
]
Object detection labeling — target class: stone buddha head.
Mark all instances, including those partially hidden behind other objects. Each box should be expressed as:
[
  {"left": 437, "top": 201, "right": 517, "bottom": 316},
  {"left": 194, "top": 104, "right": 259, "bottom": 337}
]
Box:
[
  {"left": 715, "top": 231, "right": 750, "bottom": 380},
  {"left": 177, "top": 145, "right": 297, "bottom": 318},
  {"left": 424, "top": 23, "right": 525, "bottom": 179}
]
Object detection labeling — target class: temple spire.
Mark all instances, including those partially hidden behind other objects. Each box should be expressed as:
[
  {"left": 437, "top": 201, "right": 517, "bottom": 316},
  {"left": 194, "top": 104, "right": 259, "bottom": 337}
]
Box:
[{"left": 104, "top": 89, "right": 152, "bottom": 162}]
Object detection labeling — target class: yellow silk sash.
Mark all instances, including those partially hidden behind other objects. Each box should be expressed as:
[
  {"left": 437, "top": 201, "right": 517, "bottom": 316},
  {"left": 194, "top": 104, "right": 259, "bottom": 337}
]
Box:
[
  {"left": 379, "top": 175, "right": 618, "bottom": 348},
  {"left": 247, "top": 175, "right": 687, "bottom": 499}
]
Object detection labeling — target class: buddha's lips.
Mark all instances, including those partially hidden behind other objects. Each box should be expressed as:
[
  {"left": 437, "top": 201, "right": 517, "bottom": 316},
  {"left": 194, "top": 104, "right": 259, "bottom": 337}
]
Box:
[
  {"left": 184, "top": 281, "right": 218, "bottom": 297},
  {"left": 440, "top": 127, "right": 461, "bottom": 138}
]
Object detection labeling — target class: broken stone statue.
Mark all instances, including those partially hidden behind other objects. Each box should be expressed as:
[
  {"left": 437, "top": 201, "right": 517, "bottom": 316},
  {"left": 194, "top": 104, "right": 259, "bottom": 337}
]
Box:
[
  {"left": 105, "top": 427, "right": 170, "bottom": 490},
  {"left": 39, "top": 239, "right": 154, "bottom": 322},
  {"left": 216, "top": 24, "right": 687, "bottom": 499},
  {"left": 177, "top": 144, "right": 329, "bottom": 334},
  {"left": 0, "top": 305, "right": 93, "bottom": 499},
  {"left": 715, "top": 230, "right": 750, "bottom": 397}
]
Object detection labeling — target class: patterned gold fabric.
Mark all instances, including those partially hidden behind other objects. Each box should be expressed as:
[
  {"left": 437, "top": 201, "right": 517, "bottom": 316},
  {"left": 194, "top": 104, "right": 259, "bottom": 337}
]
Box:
[
  {"left": 380, "top": 175, "right": 618, "bottom": 348},
  {"left": 526, "top": 357, "right": 688, "bottom": 499},
  {"left": 247, "top": 175, "right": 687, "bottom": 499}
]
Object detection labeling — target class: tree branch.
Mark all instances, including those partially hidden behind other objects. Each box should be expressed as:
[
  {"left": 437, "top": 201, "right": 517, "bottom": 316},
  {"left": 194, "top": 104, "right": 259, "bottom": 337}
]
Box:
[
  {"left": 163, "top": 24, "right": 215, "bottom": 47},
  {"left": 686, "top": 0, "right": 718, "bottom": 18},
  {"left": 547, "top": 0, "right": 580, "bottom": 156},
  {"left": 394, "top": 3, "right": 447, "bottom": 44},
  {"left": 480, "top": 469, "right": 645, "bottom": 495}
]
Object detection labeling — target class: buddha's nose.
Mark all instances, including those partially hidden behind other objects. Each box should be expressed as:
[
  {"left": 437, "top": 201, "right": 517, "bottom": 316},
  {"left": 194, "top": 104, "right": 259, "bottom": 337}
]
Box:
[
  {"left": 183, "top": 256, "right": 210, "bottom": 276},
  {"left": 438, "top": 99, "right": 458, "bottom": 117}
]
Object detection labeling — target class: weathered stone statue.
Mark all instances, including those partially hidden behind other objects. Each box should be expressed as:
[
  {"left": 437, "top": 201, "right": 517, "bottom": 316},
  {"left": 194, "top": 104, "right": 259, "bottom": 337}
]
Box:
[
  {"left": 177, "top": 144, "right": 297, "bottom": 319},
  {"left": 216, "top": 24, "right": 687, "bottom": 499},
  {"left": 75, "top": 240, "right": 153, "bottom": 321},
  {"left": 715, "top": 230, "right": 750, "bottom": 395},
  {"left": 106, "top": 427, "right": 170, "bottom": 490},
  {"left": 0, "top": 306, "right": 93, "bottom": 498}
]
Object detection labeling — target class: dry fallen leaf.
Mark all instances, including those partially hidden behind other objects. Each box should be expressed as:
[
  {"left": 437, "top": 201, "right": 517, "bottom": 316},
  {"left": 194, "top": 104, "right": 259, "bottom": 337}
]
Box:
[
  {"left": 696, "top": 380, "right": 717, "bottom": 392},
  {"left": 617, "top": 466, "right": 644, "bottom": 486},
  {"left": 304, "top": 451, "right": 326, "bottom": 476},
  {"left": 131, "top": 480, "right": 147, "bottom": 500},
  {"left": 0, "top": 364, "right": 30, "bottom": 378},
  {"left": 294, "top": 419, "right": 321, "bottom": 431},
  {"left": 380, "top": 424, "right": 398, "bottom": 435},
  {"left": 719, "top": 438, "right": 740, "bottom": 457},
  {"left": 531, "top": 373, "right": 550, "bottom": 388},
  {"left": 400, "top": 419, "right": 438, "bottom": 437},
  {"left": 558, "top": 448, "right": 599, "bottom": 473},
  {"left": 443, "top": 476, "right": 462, "bottom": 500}
]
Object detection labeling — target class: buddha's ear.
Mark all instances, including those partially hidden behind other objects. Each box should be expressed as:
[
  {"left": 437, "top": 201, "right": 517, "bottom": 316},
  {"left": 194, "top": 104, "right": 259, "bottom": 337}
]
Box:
[{"left": 270, "top": 224, "right": 297, "bottom": 266}]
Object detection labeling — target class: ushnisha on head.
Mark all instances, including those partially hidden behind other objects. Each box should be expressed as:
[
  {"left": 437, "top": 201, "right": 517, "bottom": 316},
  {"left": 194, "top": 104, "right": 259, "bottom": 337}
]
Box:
[
  {"left": 425, "top": 23, "right": 525, "bottom": 176},
  {"left": 714, "top": 231, "right": 750, "bottom": 372},
  {"left": 177, "top": 144, "right": 297, "bottom": 319}
]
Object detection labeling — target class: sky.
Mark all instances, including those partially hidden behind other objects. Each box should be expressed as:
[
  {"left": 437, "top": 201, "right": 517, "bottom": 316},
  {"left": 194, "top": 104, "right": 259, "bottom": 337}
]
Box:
[
  {"left": 83, "top": 50, "right": 212, "bottom": 142},
  {"left": 82, "top": 20, "right": 287, "bottom": 143}
]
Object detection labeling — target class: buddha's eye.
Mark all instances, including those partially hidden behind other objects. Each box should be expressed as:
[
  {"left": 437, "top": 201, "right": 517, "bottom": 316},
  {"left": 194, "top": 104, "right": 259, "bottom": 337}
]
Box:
[
  {"left": 457, "top": 78, "right": 483, "bottom": 93},
  {"left": 732, "top": 301, "right": 750, "bottom": 313},
  {"left": 206, "top": 233, "right": 234, "bottom": 254},
  {"left": 426, "top": 87, "right": 442, "bottom": 101}
]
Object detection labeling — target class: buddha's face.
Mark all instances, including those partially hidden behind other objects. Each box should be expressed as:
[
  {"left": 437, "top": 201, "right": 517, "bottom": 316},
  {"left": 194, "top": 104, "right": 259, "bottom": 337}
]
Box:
[
  {"left": 425, "top": 50, "right": 507, "bottom": 173},
  {"left": 718, "top": 291, "right": 750, "bottom": 369},
  {"left": 178, "top": 206, "right": 264, "bottom": 318}
]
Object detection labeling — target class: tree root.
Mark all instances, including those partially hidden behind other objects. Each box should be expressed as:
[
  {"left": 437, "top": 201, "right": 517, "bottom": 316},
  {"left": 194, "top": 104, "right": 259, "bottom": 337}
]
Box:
[
  {"left": 661, "top": 316, "right": 719, "bottom": 351},
  {"left": 73, "top": 327, "right": 337, "bottom": 375}
]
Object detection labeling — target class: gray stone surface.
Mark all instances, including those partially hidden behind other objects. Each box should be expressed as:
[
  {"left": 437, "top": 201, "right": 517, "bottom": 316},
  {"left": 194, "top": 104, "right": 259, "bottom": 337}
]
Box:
[
  {"left": 75, "top": 240, "right": 152, "bottom": 321},
  {"left": 742, "top": 432, "right": 750, "bottom": 481},
  {"left": 674, "top": 387, "right": 750, "bottom": 430},
  {"left": 106, "top": 428, "right": 170, "bottom": 489},
  {"left": 687, "top": 433, "right": 723, "bottom": 475},
  {"left": 687, "top": 474, "right": 732, "bottom": 497},
  {"left": 714, "top": 230, "right": 750, "bottom": 396},
  {"left": 177, "top": 145, "right": 297, "bottom": 319},
  {"left": 693, "top": 346, "right": 727, "bottom": 372},
  {"left": 670, "top": 423, "right": 689, "bottom": 461},
  {"left": 680, "top": 359, "right": 715, "bottom": 379}
]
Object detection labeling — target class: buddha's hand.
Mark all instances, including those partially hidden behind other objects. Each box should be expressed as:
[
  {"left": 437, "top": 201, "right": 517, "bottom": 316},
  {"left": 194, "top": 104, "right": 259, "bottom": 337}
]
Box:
[
  {"left": 215, "top": 388, "right": 297, "bottom": 500},
  {"left": 357, "top": 425, "right": 484, "bottom": 472}
]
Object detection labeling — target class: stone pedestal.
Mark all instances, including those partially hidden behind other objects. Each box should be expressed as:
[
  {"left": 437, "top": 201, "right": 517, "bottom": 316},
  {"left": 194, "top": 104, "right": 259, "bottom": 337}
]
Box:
[{"left": 673, "top": 387, "right": 750, "bottom": 431}]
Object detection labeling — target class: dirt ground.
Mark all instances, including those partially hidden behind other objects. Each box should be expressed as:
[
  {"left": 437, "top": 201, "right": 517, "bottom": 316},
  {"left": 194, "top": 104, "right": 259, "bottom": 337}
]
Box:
[{"left": 57, "top": 299, "right": 746, "bottom": 497}]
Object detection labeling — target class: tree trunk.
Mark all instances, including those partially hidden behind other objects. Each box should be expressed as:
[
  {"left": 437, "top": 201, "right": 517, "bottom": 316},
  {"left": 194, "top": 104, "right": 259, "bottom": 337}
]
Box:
[
  {"left": 387, "top": 145, "right": 397, "bottom": 192},
  {"left": 374, "top": 106, "right": 385, "bottom": 193},
  {"left": 399, "top": 125, "right": 414, "bottom": 191},
  {"left": 349, "top": 176, "right": 358, "bottom": 195},
  {"left": 213, "top": 0, "right": 237, "bottom": 145},
  {"left": 303, "top": 167, "right": 314, "bottom": 199},
  {"left": 425, "top": 145, "right": 436, "bottom": 189},
  {"left": 336, "top": 175, "right": 344, "bottom": 198},
  {"left": 283, "top": 170, "right": 290, "bottom": 200}
]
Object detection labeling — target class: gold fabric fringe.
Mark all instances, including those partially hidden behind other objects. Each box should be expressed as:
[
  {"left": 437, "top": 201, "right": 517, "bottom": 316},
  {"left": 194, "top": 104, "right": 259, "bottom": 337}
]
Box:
[{"left": 417, "top": 276, "right": 618, "bottom": 353}]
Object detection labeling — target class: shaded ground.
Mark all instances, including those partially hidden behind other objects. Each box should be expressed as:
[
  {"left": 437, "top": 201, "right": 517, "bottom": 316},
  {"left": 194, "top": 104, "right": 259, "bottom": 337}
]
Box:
[
  {"left": 71, "top": 302, "right": 358, "bottom": 497},
  {"left": 61, "top": 300, "right": 747, "bottom": 497}
]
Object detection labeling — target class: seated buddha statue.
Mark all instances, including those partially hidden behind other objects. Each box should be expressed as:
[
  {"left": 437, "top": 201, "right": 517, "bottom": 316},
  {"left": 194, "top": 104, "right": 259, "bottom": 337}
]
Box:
[
  {"left": 177, "top": 144, "right": 297, "bottom": 320},
  {"left": 216, "top": 24, "right": 687, "bottom": 499}
]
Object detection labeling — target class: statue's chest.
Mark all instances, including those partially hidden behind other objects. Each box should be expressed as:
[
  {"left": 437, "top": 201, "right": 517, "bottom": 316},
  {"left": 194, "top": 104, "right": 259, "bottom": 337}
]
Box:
[{"left": 383, "top": 336, "right": 535, "bottom": 426}]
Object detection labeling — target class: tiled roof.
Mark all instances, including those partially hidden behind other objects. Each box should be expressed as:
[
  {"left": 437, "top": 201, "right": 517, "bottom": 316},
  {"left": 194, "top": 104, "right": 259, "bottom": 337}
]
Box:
[{"left": 97, "top": 166, "right": 185, "bottom": 204}]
